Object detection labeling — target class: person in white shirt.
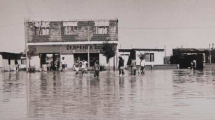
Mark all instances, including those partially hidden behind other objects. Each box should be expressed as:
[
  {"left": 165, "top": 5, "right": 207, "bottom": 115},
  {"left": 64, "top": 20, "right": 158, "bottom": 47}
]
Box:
[
  {"left": 81, "top": 59, "right": 88, "bottom": 75},
  {"left": 139, "top": 59, "right": 145, "bottom": 74},
  {"left": 73, "top": 59, "right": 80, "bottom": 74}
]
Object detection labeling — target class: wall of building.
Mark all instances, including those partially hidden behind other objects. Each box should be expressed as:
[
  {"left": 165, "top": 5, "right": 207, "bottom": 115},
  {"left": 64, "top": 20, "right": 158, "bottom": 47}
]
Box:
[
  {"left": 99, "top": 54, "right": 117, "bottom": 70},
  {"left": 30, "top": 56, "right": 40, "bottom": 69},
  {"left": 61, "top": 54, "right": 74, "bottom": 69},
  {"left": 27, "top": 20, "right": 118, "bottom": 43},
  {"left": 0, "top": 55, "right": 2, "bottom": 67},
  {"left": 1, "top": 59, "right": 20, "bottom": 71},
  {"left": 136, "top": 51, "right": 164, "bottom": 66}
]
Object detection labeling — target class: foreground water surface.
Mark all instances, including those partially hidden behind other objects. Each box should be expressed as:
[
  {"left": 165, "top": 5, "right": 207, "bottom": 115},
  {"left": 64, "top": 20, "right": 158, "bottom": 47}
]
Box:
[{"left": 1, "top": 69, "right": 215, "bottom": 120}]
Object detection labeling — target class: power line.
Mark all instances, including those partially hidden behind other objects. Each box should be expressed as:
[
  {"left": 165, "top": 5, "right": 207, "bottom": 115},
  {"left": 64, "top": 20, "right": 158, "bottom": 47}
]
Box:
[
  {"left": 119, "top": 26, "right": 215, "bottom": 30},
  {"left": 0, "top": 23, "right": 24, "bottom": 28}
]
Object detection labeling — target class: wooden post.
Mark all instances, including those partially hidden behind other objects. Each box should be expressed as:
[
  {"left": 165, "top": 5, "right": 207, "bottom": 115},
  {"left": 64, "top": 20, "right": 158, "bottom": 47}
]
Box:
[
  {"left": 24, "top": 18, "right": 29, "bottom": 72},
  {"left": 87, "top": 25, "right": 90, "bottom": 69}
]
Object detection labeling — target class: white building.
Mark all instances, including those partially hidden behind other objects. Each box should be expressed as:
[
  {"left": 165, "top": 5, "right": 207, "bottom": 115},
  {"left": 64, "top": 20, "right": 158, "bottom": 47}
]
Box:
[{"left": 119, "top": 48, "right": 165, "bottom": 67}]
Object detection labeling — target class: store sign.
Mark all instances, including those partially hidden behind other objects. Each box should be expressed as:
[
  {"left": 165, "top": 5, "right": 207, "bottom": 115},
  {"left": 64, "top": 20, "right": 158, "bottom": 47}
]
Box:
[
  {"left": 34, "top": 44, "right": 116, "bottom": 54},
  {"left": 65, "top": 45, "right": 102, "bottom": 53}
]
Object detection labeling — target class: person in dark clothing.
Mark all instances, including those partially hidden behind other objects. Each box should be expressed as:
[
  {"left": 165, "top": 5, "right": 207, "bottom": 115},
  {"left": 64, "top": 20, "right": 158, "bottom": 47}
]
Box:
[
  {"left": 118, "top": 56, "right": 125, "bottom": 76},
  {"left": 94, "top": 60, "right": 100, "bottom": 77}
]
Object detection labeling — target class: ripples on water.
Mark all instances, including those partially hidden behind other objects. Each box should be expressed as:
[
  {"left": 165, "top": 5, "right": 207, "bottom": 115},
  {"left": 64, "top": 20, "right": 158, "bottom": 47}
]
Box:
[{"left": 1, "top": 70, "right": 215, "bottom": 120}]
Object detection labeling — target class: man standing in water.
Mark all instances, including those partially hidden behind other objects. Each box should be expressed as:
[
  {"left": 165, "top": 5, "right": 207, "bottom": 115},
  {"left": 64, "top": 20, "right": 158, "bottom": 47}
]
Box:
[
  {"left": 118, "top": 56, "right": 125, "bottom": 76},
  {"left": 61, "top": 57, "right": 67, "bottom": 72},
  {"left": 192, "top": 59, "right": 197, "bottom": 69},
  {"left": 139, "top": 57, "right": 146, "bottom": 74},
  {"left": 131, "top": 58, "right": 137, "bottom": 75},
  {"left": 81, "top": 59, "right": 88, "bottom": 75},
  {"left": 94, "top": 60, "right": 100, "bottom": 77},
  {"left": 73, "top": 59, "right": 80, "bottom": 74}
]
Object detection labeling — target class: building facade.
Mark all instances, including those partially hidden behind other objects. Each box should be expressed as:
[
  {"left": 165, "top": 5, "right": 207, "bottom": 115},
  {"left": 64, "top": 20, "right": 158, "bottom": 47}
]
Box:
[
  {"left": 119, "top": 48, "right": 165, "bottom": 68},
  {"left": 26, "top": 19, "right": 118, "bottom": 70}
]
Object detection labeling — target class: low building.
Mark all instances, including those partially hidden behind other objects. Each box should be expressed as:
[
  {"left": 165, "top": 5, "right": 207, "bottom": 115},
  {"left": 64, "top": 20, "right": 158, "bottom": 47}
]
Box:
[
  {"left": 0, "top": 52, "right": 25, "bottom": 71},
  {"left": 170, "top": 48, "right": 210, "bottom": 69},
  {"left": 119, "top": 48, "right": 165, "bottom": 68}
]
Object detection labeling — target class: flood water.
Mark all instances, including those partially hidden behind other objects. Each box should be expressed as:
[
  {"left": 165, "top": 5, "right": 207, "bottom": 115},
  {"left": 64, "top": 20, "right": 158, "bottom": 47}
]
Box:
[{"left": 1, "top": 69, "right": 215, "bottom": 120}]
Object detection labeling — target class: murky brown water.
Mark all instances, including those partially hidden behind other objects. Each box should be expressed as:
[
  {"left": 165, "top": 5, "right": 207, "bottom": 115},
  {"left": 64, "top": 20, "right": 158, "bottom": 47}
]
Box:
[{"left": 1, "top": 70, "right": 215, "bottom": 120}]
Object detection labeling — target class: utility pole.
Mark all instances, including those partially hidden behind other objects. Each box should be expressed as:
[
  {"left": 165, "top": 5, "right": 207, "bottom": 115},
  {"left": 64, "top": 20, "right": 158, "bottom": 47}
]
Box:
[
  {"left": 209, "top": 44, "right": 211, "bottom": 64},
  {"left": 212, "top": 43, "right": 214, "bottom": 63},
  {"left": 164, "top": 45, "right": 166, "bottom": 64},
  {"left": 24, "top": 18, "right": 29, "bottom": 72},
  {"left": 87, "top": 24, "right": 90, "bottom": 69}
]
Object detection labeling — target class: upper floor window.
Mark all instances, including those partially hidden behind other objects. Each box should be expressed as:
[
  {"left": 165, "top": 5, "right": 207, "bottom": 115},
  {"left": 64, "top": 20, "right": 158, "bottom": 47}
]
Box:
[
  {"left": 63, "top": 22, "right": 78, "bottom": 35},
  {"left": 64, "top": 26, "right": 77, "bottom": 35},
  {"left": 95, "top": 26, "right": 108, "bottom": 34},
  {"left": 95, "top": 21, "right": 109, "bottom": 34},
  {"left": 34, "top": 22, "right": 50, "bottom": 35}
]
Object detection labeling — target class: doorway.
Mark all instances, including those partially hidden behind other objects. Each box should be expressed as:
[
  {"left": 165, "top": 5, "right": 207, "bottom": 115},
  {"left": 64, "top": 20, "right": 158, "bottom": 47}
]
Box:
[{"left": 40, "top": 53, "right": 60, "bottom": 71}]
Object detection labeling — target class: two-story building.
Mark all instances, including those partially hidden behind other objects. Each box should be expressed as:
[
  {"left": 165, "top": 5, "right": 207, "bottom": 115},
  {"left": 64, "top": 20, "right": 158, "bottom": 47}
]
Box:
[{"left": 26, "top": 19, "right": 118, "bottom": 70}]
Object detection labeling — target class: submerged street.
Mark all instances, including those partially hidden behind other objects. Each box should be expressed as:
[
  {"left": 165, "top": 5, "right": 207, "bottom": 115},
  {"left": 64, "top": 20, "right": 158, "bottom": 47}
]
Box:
[{"left": 1, "top": 69, "right": 215, "bottom": 120}]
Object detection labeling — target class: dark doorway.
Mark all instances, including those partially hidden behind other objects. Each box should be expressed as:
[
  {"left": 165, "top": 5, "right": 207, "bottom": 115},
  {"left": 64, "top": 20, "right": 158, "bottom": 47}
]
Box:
[
  {"left": 74, "top": 53, "right": 99, "bottom": 67},
  {"left": 40, "top": 53, "right": 60, "bottom": 71}
]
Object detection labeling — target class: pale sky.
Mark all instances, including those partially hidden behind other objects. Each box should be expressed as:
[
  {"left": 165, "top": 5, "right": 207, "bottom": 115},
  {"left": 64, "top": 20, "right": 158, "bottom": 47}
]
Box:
[{"left": 1, "top": 0, "right": 215, "bottom": 55}]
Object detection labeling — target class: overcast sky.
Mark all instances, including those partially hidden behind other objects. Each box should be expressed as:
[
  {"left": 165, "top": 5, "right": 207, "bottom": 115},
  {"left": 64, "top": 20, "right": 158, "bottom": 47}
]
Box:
[{"left": 1, "top": 0, "right": 215, "bottom": 55}]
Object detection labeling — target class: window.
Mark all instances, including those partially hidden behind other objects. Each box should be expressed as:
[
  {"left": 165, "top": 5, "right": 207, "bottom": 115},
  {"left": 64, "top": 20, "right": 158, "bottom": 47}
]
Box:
[
  {"left": 94, "top": 21, "right": 109, "bottom": 34},
  {"left": 145, "top": 53, "right": 154, "bottom": 62},
  {"left": 95, "top": 26, "right": 108, "bottom": 34},
  {"left": 150, "top": 53, "right": 154, "bottom": 62},
  {"left": 35, "top": 27, "right": 49, "bottom": 35},
  {"left": 63, "top": 21, "right": 78, "bottom": 35},
  {"left": 64, "top": 26, "right": 77, "bottom": 35},
  {"left": 35, "top": 22, "right": 50, "bottom": 35}
]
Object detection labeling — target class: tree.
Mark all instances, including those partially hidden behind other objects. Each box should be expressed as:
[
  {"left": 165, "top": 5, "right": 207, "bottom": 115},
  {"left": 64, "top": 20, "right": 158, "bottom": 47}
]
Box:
[
  {"left": 138, "top": 53, "right": 147, "bottom": 60},
  {"left": 100, "top": 41, "right": 117, "bottom": 70},
  {"left": 27, "top": 46, "right": 37, "bottom": 71}
]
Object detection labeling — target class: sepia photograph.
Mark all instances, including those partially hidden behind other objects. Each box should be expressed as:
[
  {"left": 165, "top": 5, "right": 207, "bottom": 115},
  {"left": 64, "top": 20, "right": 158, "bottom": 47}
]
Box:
[{"left": 0, "top": 0, "right": 215, "bottom": 119}]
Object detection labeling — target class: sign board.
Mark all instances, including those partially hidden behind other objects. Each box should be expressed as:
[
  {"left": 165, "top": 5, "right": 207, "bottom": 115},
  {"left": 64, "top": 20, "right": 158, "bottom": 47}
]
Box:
[
  {"left": 34, "top": 44, "right": 104, "bottom": 54},
  {"left": 63, "top": 45, "right": 102, "bottom": 53}
]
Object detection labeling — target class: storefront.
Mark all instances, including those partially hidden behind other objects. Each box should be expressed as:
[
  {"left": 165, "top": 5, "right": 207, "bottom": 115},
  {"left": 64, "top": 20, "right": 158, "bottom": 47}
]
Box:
[{"left": 28, "top": 42, "right": 118, "bottom": 70}]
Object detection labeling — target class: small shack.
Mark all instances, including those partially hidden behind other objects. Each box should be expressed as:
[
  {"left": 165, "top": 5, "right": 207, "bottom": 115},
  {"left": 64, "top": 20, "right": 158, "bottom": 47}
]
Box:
[
  {"left": 170, "top": 48, "right": 209, "bottom": 69},
  {"left": 0, "top": 52, "right": 24, "bottom": 71}
]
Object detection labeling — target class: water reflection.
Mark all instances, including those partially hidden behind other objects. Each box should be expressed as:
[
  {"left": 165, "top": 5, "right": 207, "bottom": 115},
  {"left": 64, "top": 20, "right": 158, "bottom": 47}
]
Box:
[{"left": 1, "top": 70, "right": 215, "bottom": 119}]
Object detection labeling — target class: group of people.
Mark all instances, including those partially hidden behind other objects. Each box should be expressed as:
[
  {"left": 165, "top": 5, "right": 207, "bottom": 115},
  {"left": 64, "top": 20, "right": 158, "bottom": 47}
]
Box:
[
  {"left": 46, "top": 56, "right": 146, "bottom": 77},
  {"left": 46, "top": 57, "right": 67, "bottom": 72},
  {"left": 118, "top": 56, "right": 146, "bottom": 76},
  {"left": 73, "top": 59, "right": 100, "bottom": 77},
  {"left": 73, "top": 59, "right": 88, "bottom": 75}
]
